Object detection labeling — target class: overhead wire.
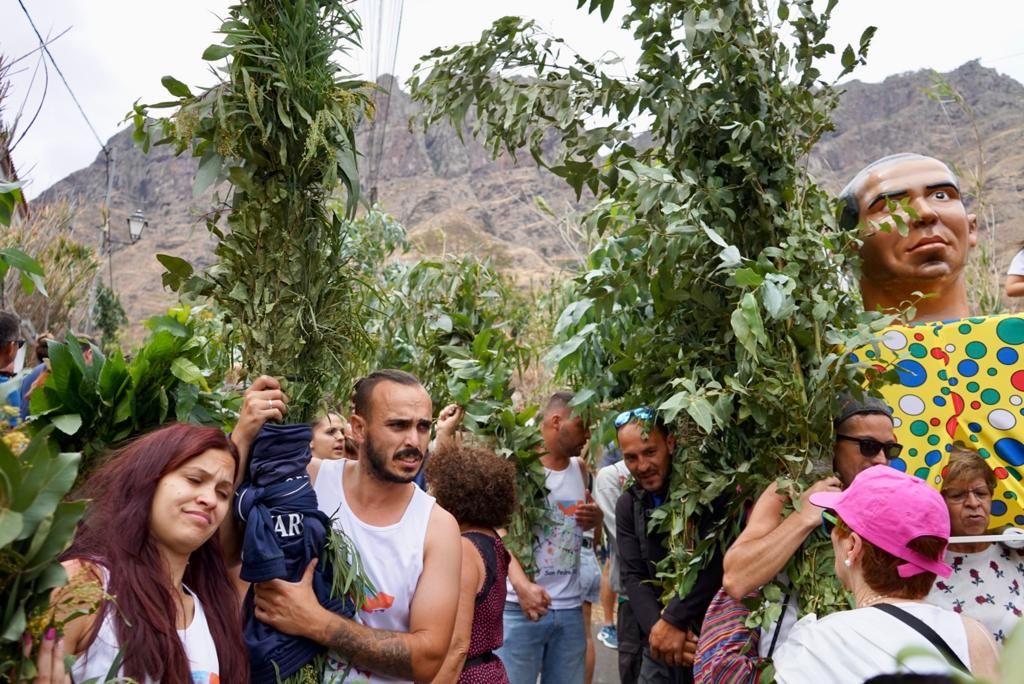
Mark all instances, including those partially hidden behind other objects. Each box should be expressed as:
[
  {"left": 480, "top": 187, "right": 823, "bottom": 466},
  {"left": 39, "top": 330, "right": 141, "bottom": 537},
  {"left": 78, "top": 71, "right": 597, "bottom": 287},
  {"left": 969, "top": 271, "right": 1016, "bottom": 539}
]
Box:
[
  {"left": 15, "top": 0, "right": 109, "bottom": 156},
  {"left": 16, "top": 0, "right": 114, "bottom": 333},
  {"left": 356, "top": 0, "right": 404, "bottom": 204}
]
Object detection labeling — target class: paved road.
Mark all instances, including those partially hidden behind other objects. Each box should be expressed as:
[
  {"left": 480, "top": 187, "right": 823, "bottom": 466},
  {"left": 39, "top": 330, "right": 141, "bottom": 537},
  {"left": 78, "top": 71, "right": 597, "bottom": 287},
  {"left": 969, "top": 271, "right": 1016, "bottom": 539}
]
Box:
[{"left": 593, "top": 620, "right": 621, "bottom": 684}]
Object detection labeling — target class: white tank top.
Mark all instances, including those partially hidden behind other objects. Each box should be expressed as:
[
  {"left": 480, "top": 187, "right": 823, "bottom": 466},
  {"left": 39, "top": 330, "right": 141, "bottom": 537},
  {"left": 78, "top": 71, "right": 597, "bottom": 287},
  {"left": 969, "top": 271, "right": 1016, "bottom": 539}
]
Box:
[
  {"left": 507, "top": 457, "right": 586, "bottom": 610},
  {"left": 313, "top": 458, "right": 435, "bottom": 684},
  {"left": 70, "top": 572, "right": 219, "bottom": 683}
]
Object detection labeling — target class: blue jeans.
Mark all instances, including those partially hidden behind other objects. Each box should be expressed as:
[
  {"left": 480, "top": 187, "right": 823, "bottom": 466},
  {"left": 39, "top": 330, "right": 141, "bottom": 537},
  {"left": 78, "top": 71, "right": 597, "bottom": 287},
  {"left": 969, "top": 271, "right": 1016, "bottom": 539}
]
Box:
[{"left": 497, "top": 603, "right": 586, "bottom": 684}]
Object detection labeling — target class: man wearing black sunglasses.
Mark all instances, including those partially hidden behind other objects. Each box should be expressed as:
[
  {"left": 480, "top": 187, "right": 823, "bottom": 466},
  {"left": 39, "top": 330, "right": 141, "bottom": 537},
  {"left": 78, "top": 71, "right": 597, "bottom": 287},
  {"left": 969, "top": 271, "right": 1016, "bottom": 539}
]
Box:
[{"left": 720, "top": 394, "right": 898, "bottom": 649}]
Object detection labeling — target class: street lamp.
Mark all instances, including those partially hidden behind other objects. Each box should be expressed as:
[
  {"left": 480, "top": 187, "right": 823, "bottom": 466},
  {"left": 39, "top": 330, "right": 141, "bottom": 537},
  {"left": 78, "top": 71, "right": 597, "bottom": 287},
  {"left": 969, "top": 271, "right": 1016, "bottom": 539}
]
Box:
[
  {"left": 126, "top": 209, "right": 148, "bottom": 243},
  {"left": 102, "top": 209, "right": 149, "bottom": 288}
]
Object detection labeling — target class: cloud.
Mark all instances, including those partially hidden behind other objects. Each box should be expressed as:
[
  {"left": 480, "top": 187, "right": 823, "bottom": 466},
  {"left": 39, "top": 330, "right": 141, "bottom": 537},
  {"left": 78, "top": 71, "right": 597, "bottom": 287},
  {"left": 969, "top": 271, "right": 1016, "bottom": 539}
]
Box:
[{"left": 3, "top": 0, "right": 1021, "bottom": 200}]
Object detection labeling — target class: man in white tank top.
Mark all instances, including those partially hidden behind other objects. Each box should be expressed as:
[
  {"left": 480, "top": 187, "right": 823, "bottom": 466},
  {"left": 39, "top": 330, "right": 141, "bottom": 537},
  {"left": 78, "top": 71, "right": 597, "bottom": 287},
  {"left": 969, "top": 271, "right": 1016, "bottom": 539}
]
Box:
[
  {"left": 251, "top": 370, "right": 462, "bottom": 684},
  {"left": 498, "top": 391, "right": 602, "bottom": 684}
]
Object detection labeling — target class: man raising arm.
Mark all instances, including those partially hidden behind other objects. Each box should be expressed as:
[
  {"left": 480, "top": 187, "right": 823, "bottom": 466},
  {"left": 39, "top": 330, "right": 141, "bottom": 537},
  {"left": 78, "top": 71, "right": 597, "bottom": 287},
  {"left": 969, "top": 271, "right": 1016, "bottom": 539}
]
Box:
[{"left": 254, "top": 369, "right": 462, "bottom": 682}]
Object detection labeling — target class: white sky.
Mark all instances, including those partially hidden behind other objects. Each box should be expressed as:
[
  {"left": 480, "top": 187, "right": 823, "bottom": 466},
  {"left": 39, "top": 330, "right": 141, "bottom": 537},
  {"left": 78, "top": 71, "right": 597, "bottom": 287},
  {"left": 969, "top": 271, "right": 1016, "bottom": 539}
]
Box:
[{"left": 3, "top": 0, "right": 1023, "bottom": 199}]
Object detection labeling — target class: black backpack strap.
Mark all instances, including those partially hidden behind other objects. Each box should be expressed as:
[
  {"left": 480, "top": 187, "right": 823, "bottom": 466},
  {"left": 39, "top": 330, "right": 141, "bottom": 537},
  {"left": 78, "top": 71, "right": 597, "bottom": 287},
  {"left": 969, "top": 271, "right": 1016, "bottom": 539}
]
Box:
[{"left": 872, "top": 603, "right": 969, "bottom": 674}]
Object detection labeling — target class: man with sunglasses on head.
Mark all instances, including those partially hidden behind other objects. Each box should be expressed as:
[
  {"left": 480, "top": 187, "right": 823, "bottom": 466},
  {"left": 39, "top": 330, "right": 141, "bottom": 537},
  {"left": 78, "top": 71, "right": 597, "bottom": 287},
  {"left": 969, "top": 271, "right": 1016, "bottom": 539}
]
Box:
[
  {"left": 615, "top": 407, "right": 725, "bottom": 684},
  {"left": 718, "top": 394, "right": 900, "bottom": 652}
]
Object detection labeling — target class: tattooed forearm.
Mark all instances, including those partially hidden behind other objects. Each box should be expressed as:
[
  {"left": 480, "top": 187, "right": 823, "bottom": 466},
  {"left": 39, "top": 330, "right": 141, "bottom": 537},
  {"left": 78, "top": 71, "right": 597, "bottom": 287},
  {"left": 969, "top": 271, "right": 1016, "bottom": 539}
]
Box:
[{"left": 326, "top": 619, "right": 414, "bottom": 680}]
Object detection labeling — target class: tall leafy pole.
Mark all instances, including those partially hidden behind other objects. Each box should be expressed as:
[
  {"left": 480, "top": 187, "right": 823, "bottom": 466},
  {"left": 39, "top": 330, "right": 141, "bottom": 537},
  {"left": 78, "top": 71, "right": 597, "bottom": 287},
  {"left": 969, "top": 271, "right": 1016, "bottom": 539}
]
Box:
[
  {"left": 411, "top": 0, "right": 887, "bottom": 617},
  {"left": 133, "top": 4, "right": 374, "bottom": 680},
  {"left": 135, "top": 0, "right": 372, "bottom": 422}
]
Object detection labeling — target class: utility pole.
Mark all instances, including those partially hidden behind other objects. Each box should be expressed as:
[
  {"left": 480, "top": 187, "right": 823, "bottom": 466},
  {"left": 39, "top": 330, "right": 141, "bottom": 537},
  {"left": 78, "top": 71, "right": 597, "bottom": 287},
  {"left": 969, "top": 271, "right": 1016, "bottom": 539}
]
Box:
[{"left": 84, "top": 146, "right": 114, "bottom": 335}]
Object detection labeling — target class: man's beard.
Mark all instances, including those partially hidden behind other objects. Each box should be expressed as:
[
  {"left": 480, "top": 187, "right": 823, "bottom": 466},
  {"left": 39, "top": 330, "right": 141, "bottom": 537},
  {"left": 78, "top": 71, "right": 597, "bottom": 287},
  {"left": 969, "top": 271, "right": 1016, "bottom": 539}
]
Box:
[{"left": 364, "top": 433, "right": 423, "bottom": 484}]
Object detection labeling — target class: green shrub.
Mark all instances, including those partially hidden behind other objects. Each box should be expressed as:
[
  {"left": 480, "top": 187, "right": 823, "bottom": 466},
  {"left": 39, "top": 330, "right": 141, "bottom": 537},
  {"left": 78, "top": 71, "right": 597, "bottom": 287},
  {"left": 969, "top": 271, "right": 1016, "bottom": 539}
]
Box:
[
  {"left": 0, "top": 426, "right": 86, "bottom": 681},
  {"left": 28, "top": 306, "right": 239, "bottom": 486}
]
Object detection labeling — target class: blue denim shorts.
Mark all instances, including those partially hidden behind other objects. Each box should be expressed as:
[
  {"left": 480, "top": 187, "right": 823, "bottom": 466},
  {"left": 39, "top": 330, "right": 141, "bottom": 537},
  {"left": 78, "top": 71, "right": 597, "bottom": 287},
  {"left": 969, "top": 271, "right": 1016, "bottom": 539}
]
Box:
[{"left": 579, "top": 545, "right": 602, "bottom": 604}]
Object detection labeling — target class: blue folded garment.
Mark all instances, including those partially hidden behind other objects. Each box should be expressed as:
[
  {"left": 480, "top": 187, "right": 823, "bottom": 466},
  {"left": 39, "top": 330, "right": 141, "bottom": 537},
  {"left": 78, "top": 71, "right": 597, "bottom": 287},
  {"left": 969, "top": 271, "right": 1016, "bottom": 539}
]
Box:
[{"left": 236, "top": 423, "right": 354, "bottom": 684}]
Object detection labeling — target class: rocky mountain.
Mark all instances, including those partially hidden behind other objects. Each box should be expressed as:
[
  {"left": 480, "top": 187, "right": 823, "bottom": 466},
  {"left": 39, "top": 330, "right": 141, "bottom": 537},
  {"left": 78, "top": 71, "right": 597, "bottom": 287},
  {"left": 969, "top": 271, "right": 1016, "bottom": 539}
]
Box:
[{"left": 36, "top": 62, "right": 1024, "bottom": 329}]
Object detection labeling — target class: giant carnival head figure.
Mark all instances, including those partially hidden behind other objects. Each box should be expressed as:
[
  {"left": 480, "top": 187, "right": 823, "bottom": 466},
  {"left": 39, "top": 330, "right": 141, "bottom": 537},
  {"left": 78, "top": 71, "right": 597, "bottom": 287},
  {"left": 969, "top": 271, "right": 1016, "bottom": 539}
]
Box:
[{"left": 839, "top": 153, "right": 977, "bottom": 322}]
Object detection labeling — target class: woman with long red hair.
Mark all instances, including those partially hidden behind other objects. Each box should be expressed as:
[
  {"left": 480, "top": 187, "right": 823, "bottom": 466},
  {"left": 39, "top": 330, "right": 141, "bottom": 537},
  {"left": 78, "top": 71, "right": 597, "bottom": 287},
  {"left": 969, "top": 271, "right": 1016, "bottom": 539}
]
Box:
[{"left": 30, "top": 422, "right": 254, "bottom": 683}]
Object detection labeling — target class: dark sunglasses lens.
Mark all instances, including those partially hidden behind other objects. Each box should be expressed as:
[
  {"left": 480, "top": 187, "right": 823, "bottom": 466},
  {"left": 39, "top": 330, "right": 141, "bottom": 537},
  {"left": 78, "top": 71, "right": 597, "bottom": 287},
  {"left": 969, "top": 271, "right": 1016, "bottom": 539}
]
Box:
[
  {"left": 856, "top": 438, "right": 884, "bottom": 457},
  {"left": 614, "top": 411, "right": 632, "bottom": 428},
  {"left": 885, "top": 442, "right": 903, "bottom": 459}
]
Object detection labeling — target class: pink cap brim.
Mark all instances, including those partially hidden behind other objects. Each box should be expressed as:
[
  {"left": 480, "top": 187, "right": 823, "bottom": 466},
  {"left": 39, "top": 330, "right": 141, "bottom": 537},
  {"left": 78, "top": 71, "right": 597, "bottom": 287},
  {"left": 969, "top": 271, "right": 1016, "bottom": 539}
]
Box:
[{"left": 808, "top": 490, "right": 844, "bottom": 510}]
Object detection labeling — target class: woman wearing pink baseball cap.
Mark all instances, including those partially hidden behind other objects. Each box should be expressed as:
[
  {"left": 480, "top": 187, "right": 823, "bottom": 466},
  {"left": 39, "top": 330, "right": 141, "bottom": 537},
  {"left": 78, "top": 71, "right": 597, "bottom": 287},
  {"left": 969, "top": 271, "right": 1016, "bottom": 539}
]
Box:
[{"left": 771, "top": 465, "right": 999, "bottom": 683}]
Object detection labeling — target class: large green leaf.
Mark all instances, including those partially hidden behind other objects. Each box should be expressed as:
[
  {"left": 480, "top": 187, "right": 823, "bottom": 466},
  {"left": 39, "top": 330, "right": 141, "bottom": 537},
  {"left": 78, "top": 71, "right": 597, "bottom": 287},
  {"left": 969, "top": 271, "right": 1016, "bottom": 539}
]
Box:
[
  {"left": 170, "top": 357, "right": 206, "bottom": 388},
  {"left": 0, "top": 508, "right": 23, "bottom": 547},
  {"left": 0, "top": 247, "right": 47, "bottom": 296},
  {"left": 44, "top": 342, "right": 86, "bottom": 414},
  {"left": 201, "top": 43, "right": 231, "bottom": 61},
  {"left": 51, "top": 413, "right": 83, "bottom": 436},
  {"left": 24, "top": 500, "right": 87, "bottom": 573},
  {"left": 161, "top": 75, "right": 193, "bottom": 98},
  {"left": 0, "top": 247, "right": 44, "bottom": 275},
  {"left": 1, "top": 605, "right": 26, "bottom": 641},
  {"left": 16, "top": 452, "right": 81, "bottom": 539},
  {"left": 156, "top": 253, "right": 195, "bottom": 292}
]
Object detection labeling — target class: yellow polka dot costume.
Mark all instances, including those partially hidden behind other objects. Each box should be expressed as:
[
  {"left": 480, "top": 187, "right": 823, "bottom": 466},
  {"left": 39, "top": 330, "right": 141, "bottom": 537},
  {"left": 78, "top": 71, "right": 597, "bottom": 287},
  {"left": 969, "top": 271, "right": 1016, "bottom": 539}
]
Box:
[{"left": 852, "top": 313, "right": 1024, "bottom": 528}]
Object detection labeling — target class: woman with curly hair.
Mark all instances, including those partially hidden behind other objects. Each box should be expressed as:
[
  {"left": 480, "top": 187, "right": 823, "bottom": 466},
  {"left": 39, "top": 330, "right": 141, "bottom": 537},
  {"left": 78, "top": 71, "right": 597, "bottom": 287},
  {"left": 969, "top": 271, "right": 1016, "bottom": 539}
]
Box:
[{"left": 425, "top": 443, "right": 517, "bottom": 684}]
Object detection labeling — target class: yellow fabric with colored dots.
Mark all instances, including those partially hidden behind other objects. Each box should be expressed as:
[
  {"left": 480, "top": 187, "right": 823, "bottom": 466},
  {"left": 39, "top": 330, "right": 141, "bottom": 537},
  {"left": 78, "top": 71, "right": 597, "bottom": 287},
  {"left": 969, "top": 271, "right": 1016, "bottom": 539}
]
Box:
[{"left": 853, "top": 313, "right": 1024, "bottom": 528}]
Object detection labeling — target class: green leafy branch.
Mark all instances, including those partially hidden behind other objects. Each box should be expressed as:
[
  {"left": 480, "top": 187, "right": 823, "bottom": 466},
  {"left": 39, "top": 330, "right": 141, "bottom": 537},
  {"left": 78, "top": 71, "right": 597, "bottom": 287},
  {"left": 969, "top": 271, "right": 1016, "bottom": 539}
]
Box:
[
  {"left": 412, "top": 0, "right": 888, "bottom": 612},
  {"left": 131, "top": 1, "right": 375, "bottom": 423}
]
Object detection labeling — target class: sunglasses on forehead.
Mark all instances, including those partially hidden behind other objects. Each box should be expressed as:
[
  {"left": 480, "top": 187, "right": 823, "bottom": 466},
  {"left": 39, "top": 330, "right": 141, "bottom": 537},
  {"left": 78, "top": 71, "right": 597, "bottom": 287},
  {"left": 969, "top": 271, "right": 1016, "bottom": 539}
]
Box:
[
  {"left": 614, "top": 407, "right": 655, "bottom": 428},
  {"left": 835, "top": 434, "right": 903, "bottom": 460}
]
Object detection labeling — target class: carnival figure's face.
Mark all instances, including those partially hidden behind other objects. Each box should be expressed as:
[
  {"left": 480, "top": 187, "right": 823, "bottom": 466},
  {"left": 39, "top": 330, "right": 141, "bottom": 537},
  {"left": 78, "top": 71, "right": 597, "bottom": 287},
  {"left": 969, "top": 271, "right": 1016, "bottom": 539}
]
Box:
[
  {"left": 942, "top": 476, "right": 993, "bottom": 537},
  {"left": 617, "top": 422, "right": 675, "bottom": 494},
  {"left": 355, "top": 381, "right": 433, "bottom": 484},
  {"left": 856, "top": 157, "right": 977, "bottom": 290},
  {"left": 832, "top": 413, "right": 896, "bottom": 488},
  {"left": 149, "top": 448, "right": 234, "bottom": 558}
]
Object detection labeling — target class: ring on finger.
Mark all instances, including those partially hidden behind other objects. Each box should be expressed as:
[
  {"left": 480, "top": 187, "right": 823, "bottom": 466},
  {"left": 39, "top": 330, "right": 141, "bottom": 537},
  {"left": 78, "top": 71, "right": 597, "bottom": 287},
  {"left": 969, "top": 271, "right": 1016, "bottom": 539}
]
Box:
[{"left": 266, "top": 399, "right": 274, "bottom": 410}]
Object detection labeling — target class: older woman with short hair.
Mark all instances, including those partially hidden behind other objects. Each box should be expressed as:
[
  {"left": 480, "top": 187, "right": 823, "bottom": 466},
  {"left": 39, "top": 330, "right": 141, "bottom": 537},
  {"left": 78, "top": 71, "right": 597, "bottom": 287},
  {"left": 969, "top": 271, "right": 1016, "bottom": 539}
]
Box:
[{"left": 926, "top": 445, "right": 1024, "bottom": 643}]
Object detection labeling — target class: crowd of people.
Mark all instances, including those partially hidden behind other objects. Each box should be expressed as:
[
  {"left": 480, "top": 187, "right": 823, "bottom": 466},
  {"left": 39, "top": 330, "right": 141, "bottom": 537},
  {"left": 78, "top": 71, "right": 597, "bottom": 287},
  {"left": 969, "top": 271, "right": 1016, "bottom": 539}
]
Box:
[{"left": 2, "top": 150, "right": 1022, "bottom": 683}]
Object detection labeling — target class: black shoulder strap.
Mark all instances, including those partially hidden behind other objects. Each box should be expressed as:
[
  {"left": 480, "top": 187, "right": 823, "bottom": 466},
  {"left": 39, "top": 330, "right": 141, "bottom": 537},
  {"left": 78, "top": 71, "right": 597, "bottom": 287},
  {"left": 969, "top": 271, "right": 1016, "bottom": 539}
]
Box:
[
  {"left": 872, "top": 603, "right": 969, "bottom": 674},
  {"left": 766, "top": 590, "right": 792, "bottom": 659}
]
